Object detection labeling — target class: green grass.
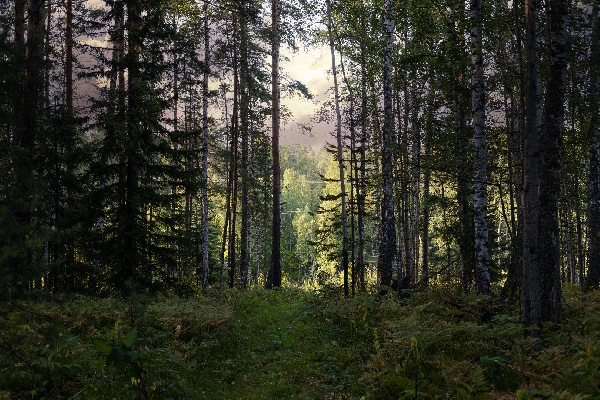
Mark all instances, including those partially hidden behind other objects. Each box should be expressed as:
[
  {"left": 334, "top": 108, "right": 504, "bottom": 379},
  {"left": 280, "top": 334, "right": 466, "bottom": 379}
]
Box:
[{"left": 1, "top": 285, "right": 600, "bottom": 398}]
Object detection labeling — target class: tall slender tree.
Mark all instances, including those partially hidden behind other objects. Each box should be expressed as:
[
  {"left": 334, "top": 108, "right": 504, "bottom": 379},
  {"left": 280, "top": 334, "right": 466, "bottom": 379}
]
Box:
[
  {"left": 586, "top": 3, "right": 600, "bottom": 291},
  {"left": 470, "top": 0, "right": 490, "bottom": 296},
  {"left": 268, "top": 0, "right": 282, "bottom": 288},
  {"left": 522, "top": 0, "right": 542, "bottom": 343},
  {"left": 240, "top": 7, "right": 251, "bottom": 288},
  {"left": 201, "top": 0, "right": 210, "bottom": 289},
  {"left": 377, "top": 0, "right": 397, "bottom": 287},
  {"left": 8, "top": 0, "right": 45, "bottom": 290},
  {"left": 540, "top": 0, "right": 568, "bottom": 321}
]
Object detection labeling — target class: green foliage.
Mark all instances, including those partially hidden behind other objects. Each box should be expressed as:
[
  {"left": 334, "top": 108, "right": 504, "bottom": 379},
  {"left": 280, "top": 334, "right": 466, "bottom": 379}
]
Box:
[
  {"left": 3, "top": 286, "right": 600, "bottom": 398},
  {"left": 0, "top": 292, "right": 233, "bottom": 398},
  {"left": 95, "top": 327, "right": 141, "bottom": 372},
  {"left": 480, "top": 355, "right": 521, "bottom": 391}
]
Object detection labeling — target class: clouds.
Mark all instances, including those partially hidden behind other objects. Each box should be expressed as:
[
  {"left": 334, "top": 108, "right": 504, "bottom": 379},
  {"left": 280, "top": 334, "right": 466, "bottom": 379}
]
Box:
[{"left": 280, "top": 44, "right": 333, "bottom": 150}]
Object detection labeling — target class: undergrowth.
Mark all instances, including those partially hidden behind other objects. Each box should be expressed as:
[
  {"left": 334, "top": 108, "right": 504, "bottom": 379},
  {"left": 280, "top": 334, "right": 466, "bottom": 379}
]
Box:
[{"left": 1, "top": 284, "right": 599, "bottom": 398}]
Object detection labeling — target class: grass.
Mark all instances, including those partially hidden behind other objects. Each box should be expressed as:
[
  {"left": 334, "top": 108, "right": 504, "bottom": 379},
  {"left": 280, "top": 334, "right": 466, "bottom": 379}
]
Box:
[{"left": 1, "top": 284, "right": 600, "bottom": 398}]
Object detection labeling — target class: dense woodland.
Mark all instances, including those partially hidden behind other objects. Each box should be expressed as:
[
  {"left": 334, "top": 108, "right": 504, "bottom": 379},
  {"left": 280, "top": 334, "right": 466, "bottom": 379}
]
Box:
[{"left": 1, "top": 0, "right": 600, "bottom": 397}]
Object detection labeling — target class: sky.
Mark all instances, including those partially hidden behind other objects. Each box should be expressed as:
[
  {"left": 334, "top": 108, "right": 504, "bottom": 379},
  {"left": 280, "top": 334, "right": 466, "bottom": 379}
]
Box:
[{"left": 280, "top": 44, "right": 334, "bottom": 150}]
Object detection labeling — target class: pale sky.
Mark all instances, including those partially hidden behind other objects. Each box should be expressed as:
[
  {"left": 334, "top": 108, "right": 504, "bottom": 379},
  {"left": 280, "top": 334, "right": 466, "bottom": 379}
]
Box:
[{"left": 280, "top": 44, "right": 334, "bottom": 150}]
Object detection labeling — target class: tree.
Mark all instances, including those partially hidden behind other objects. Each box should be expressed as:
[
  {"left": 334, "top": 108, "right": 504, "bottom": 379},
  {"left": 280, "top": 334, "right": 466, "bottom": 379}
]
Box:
[
  {"left": 268, "top": 0, "right": 282, "bottom": 289},
  {"left": 586, "top": 3, "right": 600, "bottom": 291},
  {"left": 228, "top": 13, "right": 239, "bottom": 288},
  {"left": 539, "top": 0, "right": 568, "bottom": 322},
  {"left": 470, "top": 0, "right": 490, "bottom": 296},
  {"left": 522, "top": 0, "right": 542, "bottom": 343},
  {"left": 377, "top": 0, "right": 397, "bottom": 287},
  {"left": 6, "top": 0, "right": 45, "bottom": 292},
  {"left": 326, "top": 0, "right": 349, "bottom": 297},
  {"left": 201, "top": 0, "right": 210, "bottom": 289}
]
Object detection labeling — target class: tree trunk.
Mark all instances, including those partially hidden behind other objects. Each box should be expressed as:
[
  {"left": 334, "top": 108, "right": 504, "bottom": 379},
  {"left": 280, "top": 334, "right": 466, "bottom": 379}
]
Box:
[
  {"left": 586, "top": 3, "right": 600, "bottom": 291},
  {"left": 228, "top": 16, "right": 239, "bottom": 288},
  {"left": 401, "top": 74, "right": 413, "bottom": 284},
  {"left": 358, "top": 35, "right": 367, "bottom": 292},
  {"left": 10, "top": 0, "right": 43, "bottom": 290},
  {"left": 455, "top": 72, "right": 474, "bottom": 294},
  {"left": 240, "top": 14, "right": 250, "bottom": 289},
  {"left": 201, "top": 0, "right": 210, "bottom": 288},
  {"left": 523, "top": 0, "right": 542, "bottom": 343},
  {"left": 66, "top": 0, "right": 73, "bottom": 111},
  {"left": 220, "top": 85, "right": 231, "bottom": 286},
  {"left": 471, "top": 0, "right": 490, "bottom": 296},
  {"left": 14, "top": 0, "right": 24, "bottom": 43},
  {"left": 377, "top": 0, "right": 397, "bottom": 287},
  {"left": 65, "top": 0, "right": 76, "bottom": 289},
  {"left": 411, "top": 93, "right": 421, "bottom": 283},
  {"left": 44, "top": 1, "right": 51, "bottom": 108},
  {"left": 421, "top": 91, "right": 432, "bottom": 286},
  {"left": 539, "top": 0, "right": 568, "bottom": 322},
  {"left": 268, "top": 0, "right": 282, "bottom": 289},
  {"left": 498, "top": 37, "right": 520, "bottom": 299},
  {"left": 125, "top": 0, "right": 141, "bottom": 287}
]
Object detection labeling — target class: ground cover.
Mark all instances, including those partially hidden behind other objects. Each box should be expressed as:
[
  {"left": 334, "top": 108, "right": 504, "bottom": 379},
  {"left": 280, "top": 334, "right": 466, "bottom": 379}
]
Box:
[{"left": 1, "top": 285, "right": 600, "bottom": 399}]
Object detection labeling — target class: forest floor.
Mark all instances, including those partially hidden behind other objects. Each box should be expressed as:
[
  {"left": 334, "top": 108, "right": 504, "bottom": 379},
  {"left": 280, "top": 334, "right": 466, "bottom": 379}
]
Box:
[{"left": 1, "top": 284, "right": 600, "bottom": 399}]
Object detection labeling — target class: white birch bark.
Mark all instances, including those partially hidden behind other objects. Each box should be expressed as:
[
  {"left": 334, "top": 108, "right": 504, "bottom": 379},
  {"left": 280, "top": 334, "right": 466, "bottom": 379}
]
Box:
[
  {"left": 201, "top": 0, "right": 210, "bottom": 288},
  {"left": 586, "top": 4, "right": 600, "bottom": 291},
  {"left": 470, "top": 0, "right": 490, "bottom": 296},
  {"left": 377, "top": 0, "right": 397, "bottom": 286}
]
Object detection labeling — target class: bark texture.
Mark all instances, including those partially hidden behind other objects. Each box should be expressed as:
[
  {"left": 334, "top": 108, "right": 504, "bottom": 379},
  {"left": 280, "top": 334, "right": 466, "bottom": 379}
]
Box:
[
  {"left": 228, "top": 17, "right": 239, "bottom": 288},
  {"left": 125, "top": 0, "right": 141, "bottom": 284},
  {"left": 201, "top": 0, "right": 210, "bottom": 289},
  {"left": 540, "top": 0, "right": 568, "bottom": 322},
  {"left": 470, "top": 0, "right": 490, "bottom": 296},
  {"left": 268, "top": 0, "right": 282, "bottom": 288},
  {"left": 523, "top": 0, "right": 542, "bottom": 343},
  {"left": 586, "top": 3, "right": 600, "bottom": 291},
  {"left": 240, "top": 14, "right": 250, "bottom": 288},
  {"left": 377, "top": 0, "right": 397, "bottom": 287}
]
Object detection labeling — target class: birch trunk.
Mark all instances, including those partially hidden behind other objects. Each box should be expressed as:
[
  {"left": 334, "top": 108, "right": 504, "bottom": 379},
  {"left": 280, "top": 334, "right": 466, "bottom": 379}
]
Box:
[
  {"left": 359, "top": 42, "right": 367, "bottom": 292},
  {"left": 402, "top": 76, "right": 413, "bottom": 284},
  {"left": 421, "top": 90, "right": 432, "bottom": 286},
  {"left": 455, "top": 70, "right": 473, "bottom": 293},
  {"left": 411, "top": 93, "right": 420, "bottom": 284},
  {"left": 470, "top": 0, "right": 490, "bottom": 296},
  {"left": 586, "top": 3, "right": 600, "bottom": 291},
  {"left": 377, "top": 0, "right": 397, "bottom": 287},
  {"left": 201, "top": 0, "right": 210, "bottom": 288},
  {"left": 240, "top": 15, "right": 250, "bottom": 289},
  {"left": 523, "top": 0, "right": 542, "bottom": 343}
]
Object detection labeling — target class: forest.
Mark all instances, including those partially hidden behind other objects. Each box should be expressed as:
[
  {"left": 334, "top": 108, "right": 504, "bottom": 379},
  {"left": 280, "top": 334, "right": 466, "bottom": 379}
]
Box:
[{"left": 1, "top": 0, "right": 600, "bottom": 397}]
